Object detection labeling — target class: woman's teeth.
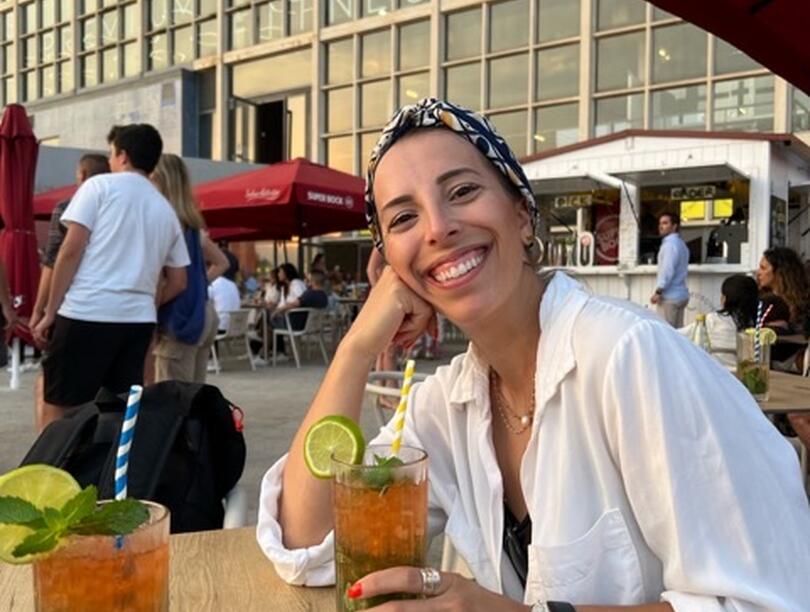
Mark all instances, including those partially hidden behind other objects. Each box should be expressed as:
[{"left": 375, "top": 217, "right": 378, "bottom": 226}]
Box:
[{"left": 433, "top": 253, "right": 484, "bottom": 283}]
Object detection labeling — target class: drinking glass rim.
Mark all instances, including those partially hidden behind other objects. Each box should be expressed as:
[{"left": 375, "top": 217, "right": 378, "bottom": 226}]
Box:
[{"left": 331, "top": 444, "right": 428, "bottom": 469}]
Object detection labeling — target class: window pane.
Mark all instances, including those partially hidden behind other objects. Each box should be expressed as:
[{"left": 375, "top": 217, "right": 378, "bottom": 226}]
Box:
[
  {"left": 42, "top": 64, "right": 56, "bottom": 97},
  {"left": 258, "top": 0, "right": 283, "bottom": 42},
  {"left": 289, "top": 0, "right": 312, "bottom": 35},
  {"left": 229, "top": 9, "right": 252, "bottom": 50},
  {"left": 446, "top": 8, "right": 481, "bottom": 61},
  {"left": 25, "top": 70, "right": 38, "bottom": 101},
  {"left": 652, "top": 23, "right": 706, "bottom": 84},
  {"left": 445, "top": 62, "right": 480, "bottom": 110},
  {"left": 326, "top": 86, "right": 352, "bottom": 133},
  {"left": 41, "top": 31, "right": 56, "bottom": 63},
  {"left": 24, "top": 37, "right": 37, "bottom": 68},
  {"left": 58, "top": 25, "right": 72, "bottom": 58},
  {"left": 653, "top": 7, "right": 676, "bottom": 20},
  {"left": 81, "top": 17, "right": 97, "bottom": 51},
  {"left": 101, "top": 46, "right": 117, "bottom": 82},
  {"left": 361, "top": 30, "right": 390, "bottom": 78},
  {"left": 23, "top": 3, "right": 37, "bottom": 34},
  {"left": 490, "top": 0, "right": 528, "bottom": 53},
  {"left": 326, "top": 0, "right": 353, "bottom": 26},
  {"left": 101, "top": 10, "right": 119, "bottom": 45},
  {"left": 713, "top": 76, "right": 774, "bottom": 132},
  {"left": 596, "top": 32, "right": 644, "bottom": 91},
  {"left": 81, "top": 53, "right": 97, "bottom": 87},
  {"left": 327, "top": 38, "right": 353, "bottom": 84},
  {"left": 58, "top": 59, "right": 73, "bottom": 91},
  {"left": 148, "top": 33, "right": 168, "bottom": 70},
  {"left": 488, "top": 53, "right": 527, "bottom": 108},
  {"left": 793, "top": 88, "right": 810, "bottom": 132},
  {"left": 4, "top": 11, "right": 15, "bottom": 38},
  {"left": 173, "top": 25, "right": 192, "bottom": 63},
  {"left": 123, "top": 4, "right": 138, "bottom": 39},
  {"left": 326, "top": 136, "right": 353, "bottom": 174},
  {"left": 80, "top": 0, "right": 96, "bottom": 11},
  {"left": 197, "top": 19, "right": 217, "bottom": 57},
  {"left": 651, "top": 84, "right": 706, "bottom": 129},
  {"left": 489, "top": 109, "right": 527, "bottom": 157},
  {"left": 360, "top": 132, "right": 378, "bottom": 171},
  {"left": 42, "top": 0, "right": 56, "bottom": 28},
  {"left": 594, "top": 93, "right": 643, "bottom": 136},
  {"left": 199, "top": 0, "right": 217, "bottom": 15},
  {"left": 596, "top": 0, "right": 646, "bottom": 30},
  {"left": 3, "top": 76, "right": 17, "bottom": 103},
  {"left": 533, "top": 102, "right": 578, "bottom": 152},
  {"left": 535, "top": 44, "right": 578, "bottom": 101},
  {"left": 538, "top": 0, "right": 579, "bottom": 42},
  {"left": 59, "top": 0, "right": 73, "bottom": 22},
  {"left": 398, "top": 71, "right": 428, "bottom": 107},
  {"left": 149, "top": 0, "right": 169, "bottom": 30},
  {"left": 231, "top": 47, "right": 311, "bottom": 97},
  {"left": 123, "top": 41, "right": 139, "bottom": 76},
  {"left": 361, "top": 80, "right": 390, "bottom": 127},
  {"left": 399, "top": 20, "right": 429, "bottom": 70},
  {"left": 173, "top": 0, "right": 193, "bottom": 24},
  {"left": 714, "top": 38, "right": 760, "bottom": 75},
  {"left": 362, "top": 0, "right": 390, "bottom": 17}
]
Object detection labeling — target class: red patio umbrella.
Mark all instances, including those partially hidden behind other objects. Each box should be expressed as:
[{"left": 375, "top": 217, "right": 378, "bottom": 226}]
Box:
[
  {"left": 648, "top": 0, "right": 810, "bottom": 96},
  {"left": 0, "top": 104, "right": 39, "bottom": 343},
  {"left": 34, "top": 183, "right": 78, "bottom": 220},
  {"left": 208, "top": 226, "right": 293, "bottom": 242},
  {"left": 196, "top": 158, "right": 367, "bottom": 238}
]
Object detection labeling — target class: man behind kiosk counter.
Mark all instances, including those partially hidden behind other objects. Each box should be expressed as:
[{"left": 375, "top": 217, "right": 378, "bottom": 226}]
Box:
[{"left": 650, "top": 212, "right": 689, "bottom": 327}]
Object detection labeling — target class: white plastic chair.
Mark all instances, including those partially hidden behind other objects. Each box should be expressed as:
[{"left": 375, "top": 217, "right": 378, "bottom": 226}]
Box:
[
  {"left": 272, "top": 308, "right": 330, "bottom": 368},
  {"left": 210, "top": 309, "right": 256, "bottom": 374},
  {"left": 222, "top": 483, "right": 248, "bottom": 529},
  {"left": 364, "top": 371, "right": 428, "bottom": 428}
]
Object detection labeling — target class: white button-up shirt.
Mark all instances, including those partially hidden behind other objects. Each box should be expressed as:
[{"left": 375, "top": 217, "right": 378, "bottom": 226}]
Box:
[{"left": 257, "top": 272, "right": 810, "bottom": 610}]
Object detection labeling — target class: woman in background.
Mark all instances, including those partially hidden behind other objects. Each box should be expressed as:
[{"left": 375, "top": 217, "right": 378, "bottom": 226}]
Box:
[{"left": 151, "top": 153, "right": 229, "bottom": 383}]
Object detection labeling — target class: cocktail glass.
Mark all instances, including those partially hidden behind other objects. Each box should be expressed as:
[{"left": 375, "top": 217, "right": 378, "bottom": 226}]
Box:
[
  {"left": 33, "top": 501, "right": 170, "bottom": 612},
  {"left": 332, "top": 445, "right": 428, "bottom": 612},
  {"left": 736, "top": 331, "right": 771, "bottom": 401}
]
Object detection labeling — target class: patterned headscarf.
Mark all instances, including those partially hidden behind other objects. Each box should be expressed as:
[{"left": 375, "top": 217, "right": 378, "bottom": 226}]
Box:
[{"left": 364, "top": 97, "right": 537, "bottom": 251}]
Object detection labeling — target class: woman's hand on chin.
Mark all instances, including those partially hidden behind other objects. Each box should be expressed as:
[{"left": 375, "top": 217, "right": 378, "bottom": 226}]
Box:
[
  {"left": 346, "top": 567, "right": 528, "bottom": 612},
  {"left": 343, "top": 266, "right": 435, "bottom": 361}
]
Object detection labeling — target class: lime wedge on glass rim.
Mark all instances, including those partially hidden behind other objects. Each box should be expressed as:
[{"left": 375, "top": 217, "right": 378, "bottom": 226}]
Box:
[
  {"left": 303, "top": 415, "right": 365, "bottom": 479},
  {"left": 744, "top": 327, "right": 778, "bottom": 344},
  {"left": 0, "top": 464, "right": 81, "bottom": 564}
]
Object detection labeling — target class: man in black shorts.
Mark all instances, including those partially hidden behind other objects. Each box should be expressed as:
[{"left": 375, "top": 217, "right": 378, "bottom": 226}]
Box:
[
  {"left": 32, "top": 124, "right": 190, "bottom": 426},
  {"left": 29, "top": 153, "right": 109, "bottom": 431}
]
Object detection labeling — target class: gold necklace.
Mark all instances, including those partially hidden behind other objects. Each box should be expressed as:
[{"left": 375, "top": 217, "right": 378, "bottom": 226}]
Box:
[{"left": 489, "top": 369, "right": 535, "bottom": 435}]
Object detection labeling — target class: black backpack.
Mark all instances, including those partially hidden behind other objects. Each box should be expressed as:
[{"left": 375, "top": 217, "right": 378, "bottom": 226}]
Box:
[{"left": 21, "top": 381, "right": 246, "bottom": 533}]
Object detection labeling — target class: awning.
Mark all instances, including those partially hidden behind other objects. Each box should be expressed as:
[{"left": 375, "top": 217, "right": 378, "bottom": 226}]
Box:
[
  {"left": 610, "top": 163, "right": 749, "bottom": 187},
  {"left": 531, "top": 173, "right": 619, "bottom": 195}
]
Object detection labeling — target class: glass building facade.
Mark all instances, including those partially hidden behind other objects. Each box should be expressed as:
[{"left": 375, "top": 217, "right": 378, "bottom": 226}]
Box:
[{"left": 1, "top": 0, "right": 807, "bottom": 172}]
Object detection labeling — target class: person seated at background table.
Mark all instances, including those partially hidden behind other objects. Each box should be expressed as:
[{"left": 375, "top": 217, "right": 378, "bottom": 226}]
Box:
[
  {"left": 756, "top": 246, "right": 810, "bottom": 372},
  {"left": 263, "top": 267, "right": 281, "bottom": 310},
  {"left": 256, "top": 98, "right": 810, "bottom": 611},
  {"left": 210, "top": 257, "right": 240, "bottom": 333},
  {"left": 271, "top": 269, "right": 329, "bottom": 341},
  {"left": 277, "top": 263, "right": 307, "bottom": 310},
  {"left": 678, "top": 274, "right": 757, "bottom": 369}
]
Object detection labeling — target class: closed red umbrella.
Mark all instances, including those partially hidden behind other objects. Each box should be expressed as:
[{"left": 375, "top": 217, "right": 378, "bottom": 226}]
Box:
[
  {"left": 0, "top": 104, "right": 39, "bottom": 343},
  {"left": 196, "top": 158, "right": 367, "bottom": 238},
  {"left": 208, "top": 226, "right": 293, "bottom": 242},
  {"left": 648, "top": 0, "right": 810, "bottom": 95},
  {"left": 34, "top": 183, "right": 78, "bottom": 220}
]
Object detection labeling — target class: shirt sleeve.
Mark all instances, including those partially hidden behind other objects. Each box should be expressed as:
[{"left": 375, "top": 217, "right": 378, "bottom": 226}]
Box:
[
  {"left": 655, "top": 240, "right": 675, "bottom": 291},
  {"left": 602, "top": 319, "right": 810, "bottom": 611},
  {"left": 60, "top": 178, "right": 102, "bottom": 232}
]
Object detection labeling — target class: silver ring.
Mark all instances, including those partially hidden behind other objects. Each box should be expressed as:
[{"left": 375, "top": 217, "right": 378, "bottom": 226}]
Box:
[{"left": 419, "top": 567, "right": 442, "bottom": 596}]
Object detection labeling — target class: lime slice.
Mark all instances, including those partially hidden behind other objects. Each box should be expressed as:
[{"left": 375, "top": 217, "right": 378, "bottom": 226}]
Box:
[
  {"left": 743, "top": 327, "right": 778, "bottom": 345},
  {"left": 0, "top": 465, "right": 81, "bottom": 564},
  {"left": 303, "top": 416, "right": 365, "bottom": 479}
]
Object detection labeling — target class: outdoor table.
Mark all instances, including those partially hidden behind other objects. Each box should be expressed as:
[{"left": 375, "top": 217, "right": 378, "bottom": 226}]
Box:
[
  {"left": 757, "top": 370, "right": 810, "bottom": 415},
  {"left": 241, "top": 302, "right": 272, "bottom": 362},
  {"left": 0, "top": 527, "right": 335, "bottom": 611}
]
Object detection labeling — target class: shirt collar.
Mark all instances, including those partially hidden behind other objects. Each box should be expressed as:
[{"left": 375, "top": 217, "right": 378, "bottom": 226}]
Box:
[{"left": 447, "top": 271, "right": 589, "bottom": 411}]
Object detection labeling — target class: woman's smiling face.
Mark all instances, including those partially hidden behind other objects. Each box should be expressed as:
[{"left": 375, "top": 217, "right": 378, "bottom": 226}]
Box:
[{"left": 372, "top": 129, "right": 534, "bottom": 327}]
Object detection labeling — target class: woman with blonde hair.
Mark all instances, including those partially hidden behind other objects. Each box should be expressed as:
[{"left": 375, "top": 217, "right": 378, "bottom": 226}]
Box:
[{"left": 151, "top": 153, "right": 228, "bottom": 383}]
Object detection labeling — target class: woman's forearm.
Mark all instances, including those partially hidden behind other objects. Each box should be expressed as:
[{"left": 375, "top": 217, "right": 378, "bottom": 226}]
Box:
[{"left": 279, "top": 336, "right": 376, "bottom": 549}]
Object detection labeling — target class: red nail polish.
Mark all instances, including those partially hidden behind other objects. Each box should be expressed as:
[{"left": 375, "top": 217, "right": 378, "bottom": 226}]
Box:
[{"left": 347, "top": 582, "right": 363, "bottom": 599}]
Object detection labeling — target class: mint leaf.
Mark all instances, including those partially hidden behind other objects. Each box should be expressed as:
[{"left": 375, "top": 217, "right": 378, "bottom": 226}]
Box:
[
  {"left": 42, "top": 507, "right": 67, "bottom": 532},
  {"left": 0, "top": 496, "right": 44, "bottom": 526},
  {"left": 364, "top": 455, "right": 406, "bottom": 489},
  {"left": 12, "top": 528, "right": 60, "bottom": 558},
  {"left": 60, "top": 485, "right": 97, "bottom": 525},
  {"left": 68, "top": 499, "right": 149, "bottom": 536}
]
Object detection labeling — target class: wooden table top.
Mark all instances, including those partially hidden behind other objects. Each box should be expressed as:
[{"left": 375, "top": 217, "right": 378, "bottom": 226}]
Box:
[
  {"left": 757, "top": 371, "right": 810, "bottom": 414},
  {"left": 0, "top": 527, "right": 335, "bottom": 611}
]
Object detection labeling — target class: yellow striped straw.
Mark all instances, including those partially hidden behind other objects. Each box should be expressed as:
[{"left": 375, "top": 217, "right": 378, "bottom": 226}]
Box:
[{"left": 390, "top": 359, "right": 416, "bottom": 456}]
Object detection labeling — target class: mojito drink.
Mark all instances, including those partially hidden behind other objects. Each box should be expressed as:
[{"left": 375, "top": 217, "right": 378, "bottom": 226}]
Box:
[
  {"left": 333, "top": 446, "right": 428, "bottom": 612},
  {"left": 736, "top": 331, "right": 771, "bottom": 401}
]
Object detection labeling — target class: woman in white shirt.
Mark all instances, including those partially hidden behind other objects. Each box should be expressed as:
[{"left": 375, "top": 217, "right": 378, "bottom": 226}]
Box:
[
  {"left": 678, "top": 274, "right": 758, "bottom": 368},
  {"left": 258, "top": 99, "right": 810, "bottom": 611},
  {"left": 276, "top": 263, "right": 307, "bottom": 309}
]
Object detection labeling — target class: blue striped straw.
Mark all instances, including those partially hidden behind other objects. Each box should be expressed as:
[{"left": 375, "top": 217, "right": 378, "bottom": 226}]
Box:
[
  {"left": 115, "top": 385, "right": 143, "bottom": 501},
  {"left": 754, "top": 300, "right": 763, "bottom": 364}
]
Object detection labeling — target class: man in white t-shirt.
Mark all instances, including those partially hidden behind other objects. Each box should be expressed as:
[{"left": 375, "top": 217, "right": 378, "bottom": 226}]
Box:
[
  {"left": 33, "top": 124, "right": 190, "bottom": 420},
  {"left": 210, "top": 264, "right": 242, "bottom": 332}
]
